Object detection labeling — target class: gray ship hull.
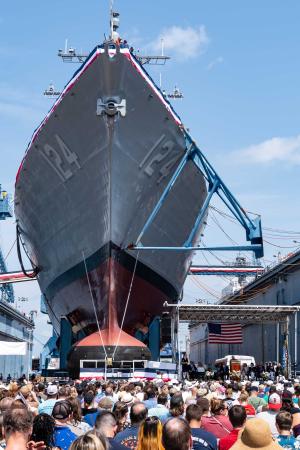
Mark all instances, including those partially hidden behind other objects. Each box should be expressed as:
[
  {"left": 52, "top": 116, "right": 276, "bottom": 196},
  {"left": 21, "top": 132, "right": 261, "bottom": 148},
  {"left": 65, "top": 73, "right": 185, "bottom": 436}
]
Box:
[{"left": 15, "top": 45, "right": 207, "bottom": 350}]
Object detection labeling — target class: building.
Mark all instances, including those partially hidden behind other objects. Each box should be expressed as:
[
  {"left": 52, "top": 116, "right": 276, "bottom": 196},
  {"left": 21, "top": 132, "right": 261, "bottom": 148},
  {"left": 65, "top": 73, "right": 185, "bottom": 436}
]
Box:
[
  {"left": 0, "top": 300, "right": 34, "bottom": 378},
  {"left": 190, "top": 250, "right": 300, "bottom": 369}
]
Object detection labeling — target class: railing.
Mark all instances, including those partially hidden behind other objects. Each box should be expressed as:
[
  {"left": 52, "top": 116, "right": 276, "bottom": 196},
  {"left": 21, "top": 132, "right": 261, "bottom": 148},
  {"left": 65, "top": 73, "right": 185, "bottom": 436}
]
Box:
[{"left": 0, "top": 195, "right": 13, "bottom": 220}]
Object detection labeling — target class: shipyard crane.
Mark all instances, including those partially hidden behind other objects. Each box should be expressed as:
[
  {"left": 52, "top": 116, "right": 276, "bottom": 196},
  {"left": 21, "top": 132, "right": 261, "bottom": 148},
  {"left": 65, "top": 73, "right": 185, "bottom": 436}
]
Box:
[{"left": 0, "top": 186, "right": 15, "bottom": 303}]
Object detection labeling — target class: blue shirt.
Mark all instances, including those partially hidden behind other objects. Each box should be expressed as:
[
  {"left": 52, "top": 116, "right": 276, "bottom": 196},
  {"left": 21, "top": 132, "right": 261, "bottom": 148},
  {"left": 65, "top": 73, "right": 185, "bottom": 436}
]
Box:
[
  {"left": 114, "top": 425, "right": 139, "bottom": 448},
  {"left": 148, "top": 404, "right": 170, "bottom": 423},
  {"left": 54, "top": 425, "right": 77, "bottom": 450},
  {"left": 277, "top": 435, "right": 299, "bottom": 449},
  {"left": 143, "top": 398, "right": 157, "bottom": 409},
  {"left": 38, "top": 399, "right": 57, "bottom": 415},
  {"left": 191, "top": 428, "right": 218, "bottom": 450}
]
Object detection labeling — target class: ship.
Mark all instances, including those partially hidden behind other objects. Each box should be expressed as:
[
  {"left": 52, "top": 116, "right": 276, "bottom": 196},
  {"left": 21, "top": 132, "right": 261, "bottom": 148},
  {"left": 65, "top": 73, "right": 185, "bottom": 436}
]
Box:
[{"left": 14, "top": 14, "right": 207, "bottom": 374}]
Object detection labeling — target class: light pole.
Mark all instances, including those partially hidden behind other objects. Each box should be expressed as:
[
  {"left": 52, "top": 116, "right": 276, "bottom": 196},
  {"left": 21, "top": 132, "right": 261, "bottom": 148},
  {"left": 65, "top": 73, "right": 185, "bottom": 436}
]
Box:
[{"left": 27, "top": 311, "right": 37, "bottom": 379}]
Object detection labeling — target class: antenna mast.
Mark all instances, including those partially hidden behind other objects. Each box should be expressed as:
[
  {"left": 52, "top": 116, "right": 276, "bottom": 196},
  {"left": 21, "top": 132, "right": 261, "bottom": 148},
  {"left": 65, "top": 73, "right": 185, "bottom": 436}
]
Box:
[{"left": 110, "top": 0, "right": 114, "bottom": 39}]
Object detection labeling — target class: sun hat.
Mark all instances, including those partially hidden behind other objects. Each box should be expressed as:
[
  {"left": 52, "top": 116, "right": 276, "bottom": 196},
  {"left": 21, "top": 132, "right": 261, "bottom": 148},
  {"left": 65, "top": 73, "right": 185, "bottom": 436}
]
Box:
[
  {"left": 197, "top": 388, "right": 207, "bottom": 397},
  {"left": 52, "top": 400, "right": 72, "bottom": 420},
  {"left": 231, "top": 418, "right": 282, "bottom": 450},
  {"left": 268, "top": 393, "right": 282, "bottom": 410},
  {"left": 46, "top": 384, "right": 58, "bottom": 396},
  {"left": 121, "top": 393, "right": 134, "bottom": 404}
]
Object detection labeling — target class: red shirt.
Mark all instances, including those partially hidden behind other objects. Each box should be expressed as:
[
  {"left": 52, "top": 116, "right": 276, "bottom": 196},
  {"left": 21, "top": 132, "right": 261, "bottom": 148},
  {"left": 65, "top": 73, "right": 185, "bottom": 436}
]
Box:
[
  {"left": 201, "top": 416, "right": 233, "bottom": 439},
  {"left": 219, "top": 428, "right": 240, "bottom": 450},
  {"left": 243, "top": 404, "right": 256, "bottom": 416}
]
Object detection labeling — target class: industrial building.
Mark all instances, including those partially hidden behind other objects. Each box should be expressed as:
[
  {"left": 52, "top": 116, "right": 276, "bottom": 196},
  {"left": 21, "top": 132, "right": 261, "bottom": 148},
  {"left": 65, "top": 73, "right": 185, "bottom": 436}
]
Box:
[
  {"left": 0, "top": 186, "right": 35, "bottom": 378},
  {"left": 0, "top": 300, "right": 34, "bottom": 378},
  {"left": 189, "top": 250, "right": 300, "bottom": 370}
]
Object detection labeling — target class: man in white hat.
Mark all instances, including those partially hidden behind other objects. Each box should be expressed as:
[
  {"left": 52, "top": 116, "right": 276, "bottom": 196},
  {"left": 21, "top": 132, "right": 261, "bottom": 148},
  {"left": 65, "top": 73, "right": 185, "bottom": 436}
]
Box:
[
  {"left": 38, "top": 383, "right": 58, "bottom": 415},
  {"left": 256, "top": 393, "right": 282, "bottom": 438}
]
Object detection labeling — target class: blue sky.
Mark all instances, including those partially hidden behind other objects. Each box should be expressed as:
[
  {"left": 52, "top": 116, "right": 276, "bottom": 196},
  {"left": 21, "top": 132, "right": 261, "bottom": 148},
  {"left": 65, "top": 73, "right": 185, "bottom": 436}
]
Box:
[{"left": 1, "top": 0, "right": 300, "bottom": 353}]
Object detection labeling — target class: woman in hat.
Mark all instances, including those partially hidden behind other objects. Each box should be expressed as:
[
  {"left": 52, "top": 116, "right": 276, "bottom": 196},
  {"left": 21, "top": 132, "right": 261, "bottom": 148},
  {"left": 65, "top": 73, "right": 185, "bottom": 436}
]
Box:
[{"left": 230, "top": 418, "right": 282, "bottom": 450}]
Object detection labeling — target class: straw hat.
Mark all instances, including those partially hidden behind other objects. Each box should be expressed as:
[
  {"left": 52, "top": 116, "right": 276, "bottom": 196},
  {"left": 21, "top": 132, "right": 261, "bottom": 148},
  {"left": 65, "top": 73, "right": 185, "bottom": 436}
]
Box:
[{"left": 231, "top": 419, "right": 282, "bottom": 450}]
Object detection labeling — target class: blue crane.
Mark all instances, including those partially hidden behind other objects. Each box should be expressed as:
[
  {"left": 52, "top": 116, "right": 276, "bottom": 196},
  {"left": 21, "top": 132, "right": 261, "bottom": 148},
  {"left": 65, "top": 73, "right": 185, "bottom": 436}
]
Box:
[{"left": 0, "top": 186, "right": 15, "bottom": 303}]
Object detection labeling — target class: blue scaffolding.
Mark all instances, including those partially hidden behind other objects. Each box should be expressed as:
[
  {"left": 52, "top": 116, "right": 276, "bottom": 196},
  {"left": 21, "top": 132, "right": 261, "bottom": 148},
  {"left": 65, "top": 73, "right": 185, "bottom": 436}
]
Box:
[
  {"left": 0, "top": 186, "right": 14, "bottom": 303},
  {"left": 129, "top": 131, "right": 264, "bottom": 259}
]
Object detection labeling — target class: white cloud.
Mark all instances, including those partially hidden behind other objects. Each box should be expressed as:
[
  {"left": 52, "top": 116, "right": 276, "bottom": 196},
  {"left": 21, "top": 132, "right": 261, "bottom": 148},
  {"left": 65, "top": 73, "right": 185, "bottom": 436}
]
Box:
[
  {"left": 233, "top": 135, "right": 300, "bottom": 165},
  {"left": 149, "top": 25, "right": 209, "bottom": 61},
  {"left": 207, "top": 56, "right": 224, "bottom": 70}
]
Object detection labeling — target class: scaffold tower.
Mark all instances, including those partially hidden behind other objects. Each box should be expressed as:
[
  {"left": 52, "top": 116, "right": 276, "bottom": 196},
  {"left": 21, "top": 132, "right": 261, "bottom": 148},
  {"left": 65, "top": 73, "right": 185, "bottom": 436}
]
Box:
[{"left": 0, "top": 186, "right": 14, "bottom": 303}]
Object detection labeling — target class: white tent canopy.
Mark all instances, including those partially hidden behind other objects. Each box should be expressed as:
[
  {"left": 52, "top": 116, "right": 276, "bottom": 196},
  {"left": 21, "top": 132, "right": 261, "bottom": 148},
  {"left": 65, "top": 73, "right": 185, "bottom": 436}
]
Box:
[{"left": 0, "top": 341, "right": 27, "bottom": 355}]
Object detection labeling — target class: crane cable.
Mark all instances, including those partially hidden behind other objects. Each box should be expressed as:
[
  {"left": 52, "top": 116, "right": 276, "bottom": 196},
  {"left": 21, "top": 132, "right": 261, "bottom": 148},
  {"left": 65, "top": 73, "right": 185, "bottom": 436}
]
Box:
[
  {"left": 112, "top": 251, "right": 140, "bottom": 360},
  {"left": 16, "top": 225, "right": 39, "bottom": 278},
  {"left": 82, "top": 250, "right": 107, "bottom": 360}
]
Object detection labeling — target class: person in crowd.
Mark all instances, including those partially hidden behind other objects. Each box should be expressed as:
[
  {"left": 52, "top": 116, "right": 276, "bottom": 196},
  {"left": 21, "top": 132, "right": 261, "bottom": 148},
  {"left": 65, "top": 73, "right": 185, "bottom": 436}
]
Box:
[
  {"left": 230, "top": 418, "right": 282, "bottom": 450},
  {"left": 85, "top": 397, "right": 114, "bottom": 428},
  {"left": 181, "top": 352, "right": 190, "bottom": 380},
  {"left": 185, "top": 404, "right": 217, "bottom": 450},
  {"left": 82, "top": 391, "right": 98, "bottom": 417},
  {"left": 257, "top": 393, "right": 282, "bottom": 438},
  {"left": 237, "top": 392, "right": 256, "bottom": 417},
  {"left": 168, "top": 393, "right": 184, "bottom": 419},
  {"left": 57, "top": 386, "right": 70, "bottom": 401},
  {"left": 248, "top": 386, "right": 267, "bottom": 412},
  {"left": 148, "top": 394, "right": 169, "bottom": 423},
  {"left": 136, "top": 416, "right": 164, "bottom": 450},
  {"left": 143, "top": 386, "right": 157, "bottom": 409},
  {"left": 196, "top": 397, "right": 210, "bottom": 416},
  {"left": 219, "top": 405, "right": 247, "bottom": 450},
  {"left": 94, "top": 411, "right": 126, "bottom": 450},
  {"left": 114, "top": 402, "right": 148, "bottom": 448},
  {"left": 224, "top": 388, "right": 235, "bottom": 409},
  {"left": 201, "top": 398, "right": 233, "bottom": 439},
  {"left": 264, "top": 385, "right": 277, "bottom": 404},
  {"left": 276, "top": 411, "right": 298, "bottom": 448},
  {"left": 38, "top": 384, "right": 58, "bottom": 415},
  {"left": 162, "top": 417, "right": 192, "bottom": 450},
  {"left": 36, "top": 383, "right": 47, "bottom": 404},
  {"left": 113, "top": 401, "right": 129, "bottom": 433},
  {"left": 31, "top": 413, "right": 58, "bottom": 450},
  {"left": 2, "top": 407, "right": 37, "bottom": 450},
  {"left": 52, "top": 400, "right": 77, "bottom": 450},
  {"left": 67, "top": 396, "right": 91, "bottom": 435},
  {"left": 70, "top": 431, "right": 106, "bottom": 450}
]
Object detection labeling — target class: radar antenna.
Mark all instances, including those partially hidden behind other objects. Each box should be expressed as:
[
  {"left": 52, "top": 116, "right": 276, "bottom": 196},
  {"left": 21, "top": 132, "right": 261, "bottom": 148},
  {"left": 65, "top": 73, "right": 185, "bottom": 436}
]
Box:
[{"left": 58, "top": 39, "right": 88, "bottom": 63}]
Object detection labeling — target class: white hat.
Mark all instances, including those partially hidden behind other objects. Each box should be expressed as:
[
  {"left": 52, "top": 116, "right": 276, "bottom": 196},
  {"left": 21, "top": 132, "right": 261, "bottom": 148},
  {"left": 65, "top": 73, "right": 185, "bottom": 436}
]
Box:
[
  {"left": 120, "top": 393, "right": 134, "bottom": 404},
  {"left": 47, "top": 384, "right": 58, "bottom": 395}
]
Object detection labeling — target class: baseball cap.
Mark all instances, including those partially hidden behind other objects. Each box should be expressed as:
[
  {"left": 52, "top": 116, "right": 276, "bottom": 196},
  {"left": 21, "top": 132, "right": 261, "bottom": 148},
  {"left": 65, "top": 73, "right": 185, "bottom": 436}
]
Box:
[
  {"left": 268, "top": 393, "right": 282, "bottom": 410},
  {"left": 47, "top": 384, "right": 58, "bottom": 396},
  {"left": 52, "top": 400, "right": 72, "bottom": 420},
  {"left": 250, "top": 386, "right": 259, "bottom": 392}
]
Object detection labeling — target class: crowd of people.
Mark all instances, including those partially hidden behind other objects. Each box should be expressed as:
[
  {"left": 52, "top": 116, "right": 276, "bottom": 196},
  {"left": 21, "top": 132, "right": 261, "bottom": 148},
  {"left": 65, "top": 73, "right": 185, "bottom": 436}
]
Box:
[{"left": 0, "top": 374, "right": 300, "bottom": 449}]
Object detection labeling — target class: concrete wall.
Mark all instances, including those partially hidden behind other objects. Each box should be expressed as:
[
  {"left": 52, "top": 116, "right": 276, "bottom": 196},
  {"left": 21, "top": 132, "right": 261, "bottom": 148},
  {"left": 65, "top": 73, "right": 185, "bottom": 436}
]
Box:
[{"left": 190, "top": 263, "right": 300, "bottom": 369}]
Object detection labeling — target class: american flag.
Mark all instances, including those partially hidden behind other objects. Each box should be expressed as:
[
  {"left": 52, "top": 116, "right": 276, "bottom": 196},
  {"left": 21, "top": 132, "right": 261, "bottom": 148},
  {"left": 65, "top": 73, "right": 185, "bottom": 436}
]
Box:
[{"left": 208, "top": 323, "right": 243, "bottom": 344}]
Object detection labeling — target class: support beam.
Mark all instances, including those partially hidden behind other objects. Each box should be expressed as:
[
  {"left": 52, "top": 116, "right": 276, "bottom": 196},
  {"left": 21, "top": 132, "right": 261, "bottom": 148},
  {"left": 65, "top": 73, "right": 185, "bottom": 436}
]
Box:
[{"left": 129, "top": 130, "right": 263, "bottom": 259}]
